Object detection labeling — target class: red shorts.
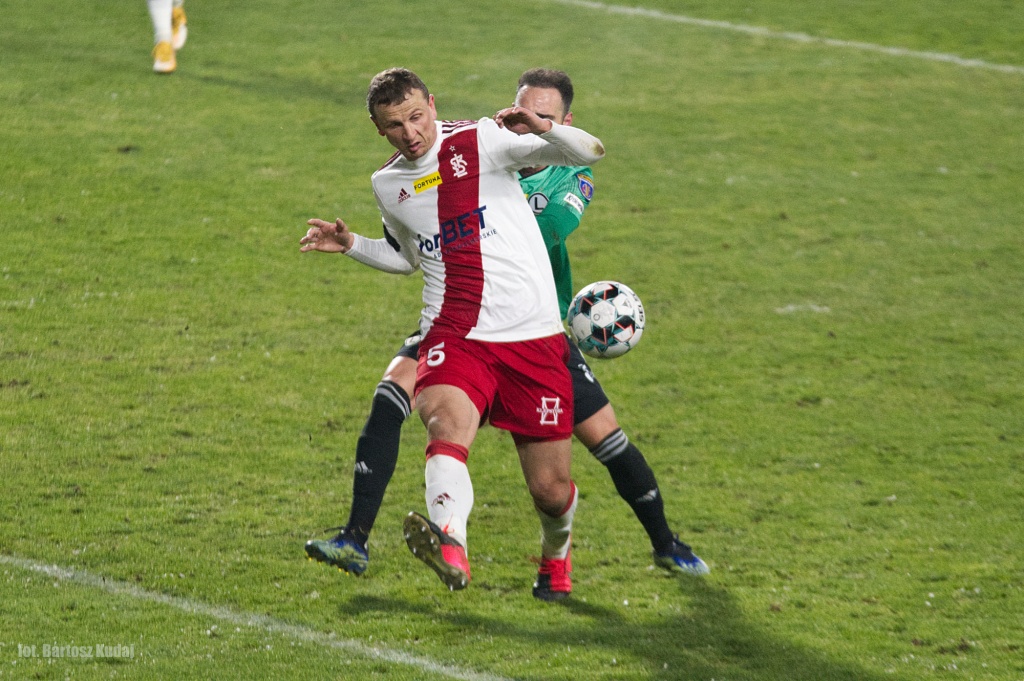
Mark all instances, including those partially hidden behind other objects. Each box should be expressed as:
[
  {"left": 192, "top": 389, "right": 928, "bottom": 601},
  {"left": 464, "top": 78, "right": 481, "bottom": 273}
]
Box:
[{"left": 416, "top": 333, "right": 573, "bottom": 442}]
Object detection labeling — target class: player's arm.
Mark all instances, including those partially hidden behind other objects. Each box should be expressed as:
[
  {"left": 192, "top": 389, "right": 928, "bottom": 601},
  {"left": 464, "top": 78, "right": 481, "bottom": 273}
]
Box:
[
  {"left": 300, "top": 217, "right": 417, "bottom": 274},
  {"left": 338, "top": 189, "right": 421, "bottom": 274},
  {"left": 535, "top": 201, "right": 582, "bottom": 246},
  {"left": 533, "top": 170, "right": 592, "bottom": 248},
  {"left": 493, "top": 108, "right": 605, "bottom": 167},
  {"left": 346, "top": 228, "right": 418, "bottom": 275},
  {"left": 301, "top": 217, "right": 354, "bottom": 253},
  {"left": 536, "top": 122, "right": 604, "bottom": 166}
]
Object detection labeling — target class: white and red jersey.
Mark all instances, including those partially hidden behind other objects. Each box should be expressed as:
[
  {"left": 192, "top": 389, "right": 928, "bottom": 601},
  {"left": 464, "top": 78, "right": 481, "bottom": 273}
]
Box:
[{"left": 352, "top": 117, "right": 603, "bottom": 343}]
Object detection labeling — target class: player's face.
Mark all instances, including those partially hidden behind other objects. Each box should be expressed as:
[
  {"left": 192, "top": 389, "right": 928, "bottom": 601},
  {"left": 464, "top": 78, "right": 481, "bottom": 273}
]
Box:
[
  {"left": 371, "top": 90, "right": 438, "bottom": 160},
  {"left": 514, "top": 86, "right": 572, "bottom": 127}
]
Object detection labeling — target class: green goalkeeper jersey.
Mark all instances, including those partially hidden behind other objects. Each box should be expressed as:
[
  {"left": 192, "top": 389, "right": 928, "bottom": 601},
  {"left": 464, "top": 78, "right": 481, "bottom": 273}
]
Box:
[{"left": 518, "top": 165, "right": 595, "bottom": 319}]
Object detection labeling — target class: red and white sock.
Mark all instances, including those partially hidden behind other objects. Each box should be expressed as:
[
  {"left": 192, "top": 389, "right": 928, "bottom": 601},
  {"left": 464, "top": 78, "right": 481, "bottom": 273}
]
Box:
[
  {"left": 538, "top": 482, "right": 578, "bottom": 560},
  {"left": 424, "top": 441, "right": 473, "bottom": 550}
]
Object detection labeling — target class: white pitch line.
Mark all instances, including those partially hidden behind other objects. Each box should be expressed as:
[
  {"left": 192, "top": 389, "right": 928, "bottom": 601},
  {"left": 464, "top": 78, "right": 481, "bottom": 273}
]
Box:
[
  {"left": 545, "top": 0, "right": 1024, "bottom": 75},
  {"left": 1, "top": 554, "right": 515, "bottom": 681}
]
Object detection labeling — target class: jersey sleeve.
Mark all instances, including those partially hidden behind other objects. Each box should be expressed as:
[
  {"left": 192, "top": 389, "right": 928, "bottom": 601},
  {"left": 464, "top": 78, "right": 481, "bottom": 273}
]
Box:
[
  {"left": 345, "top": 230, "right": 417, "bottom": 274},
  {"left": 480, "top": 118, "right": 605, "bottom": 172},
  {"left": 345, "top": 189, "right": 421, "bottom": 274}
]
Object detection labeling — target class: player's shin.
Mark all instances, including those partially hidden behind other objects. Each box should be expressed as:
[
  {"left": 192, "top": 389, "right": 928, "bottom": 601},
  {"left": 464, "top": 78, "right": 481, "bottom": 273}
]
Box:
[
  {"left": 537, "top": 481, "right": 578, "bottom": 559},
  {"left": 593, "top": 430, "right": 674, "bottom": 553},
  {"left": 346, "top": 380, "right": 410, "bottom": 544},
  {"left": 424, "top": 442, "right": 473, "bottom": 549}
]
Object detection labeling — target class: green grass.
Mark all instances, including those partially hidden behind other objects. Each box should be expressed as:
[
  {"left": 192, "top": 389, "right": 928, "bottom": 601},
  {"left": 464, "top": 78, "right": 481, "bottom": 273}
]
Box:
[{"left": 2, "top": 1, "right": 1023, "bottom": 679}]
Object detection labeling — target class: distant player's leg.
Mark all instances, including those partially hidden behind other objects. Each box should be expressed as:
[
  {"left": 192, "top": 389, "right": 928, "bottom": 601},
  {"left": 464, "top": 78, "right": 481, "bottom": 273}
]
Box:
[
  {"left": 171, "top": 0, "right": 187, "bottom": 51},
  {"left": 305, "top": 339, "right": 418, "bottom": 575},
  {"left": 146, "top": 0, "right": 176, "bottom": 73},
  {"left": 568, "top": 342, "right": 710, "bottom": 575}
]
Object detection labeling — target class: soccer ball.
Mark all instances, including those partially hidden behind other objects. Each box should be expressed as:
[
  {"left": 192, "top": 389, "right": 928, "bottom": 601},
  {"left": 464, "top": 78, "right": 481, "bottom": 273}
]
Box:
[{"left": 567, "top": 281, "right": 645, "bottom": 358}]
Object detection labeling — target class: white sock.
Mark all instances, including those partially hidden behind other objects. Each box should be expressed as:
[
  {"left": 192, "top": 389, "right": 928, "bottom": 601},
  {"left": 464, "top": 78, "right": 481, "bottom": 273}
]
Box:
[
  {"left": 424, "top": 453, "right": 474, "bottom": 550},
  {"left": 537, "top": 482, "right": 578, "bottom": 560},
  {"left": 146, "top": 0, "right": 174, "bottom": 44}
]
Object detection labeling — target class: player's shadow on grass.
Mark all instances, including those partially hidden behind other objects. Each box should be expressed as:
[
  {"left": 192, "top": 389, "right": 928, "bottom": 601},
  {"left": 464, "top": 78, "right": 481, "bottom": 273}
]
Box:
[
  {"left": 560, "top": 578, "right": 890, "bottom": 681},
  {"left": 339, "top": 579, "right": 894, "bottom": 681}
]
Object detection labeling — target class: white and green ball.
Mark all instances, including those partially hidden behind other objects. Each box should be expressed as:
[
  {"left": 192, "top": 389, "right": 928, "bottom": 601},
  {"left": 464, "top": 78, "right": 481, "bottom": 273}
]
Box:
[{"left": 567, "top": 281, "right": 645, "bottom": 359}]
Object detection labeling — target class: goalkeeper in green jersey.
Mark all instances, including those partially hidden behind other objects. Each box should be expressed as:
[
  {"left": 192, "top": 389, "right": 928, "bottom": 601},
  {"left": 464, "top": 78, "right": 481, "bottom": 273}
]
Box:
[{"left": 304, "top": 69, "right": 709, "bottom": 598}]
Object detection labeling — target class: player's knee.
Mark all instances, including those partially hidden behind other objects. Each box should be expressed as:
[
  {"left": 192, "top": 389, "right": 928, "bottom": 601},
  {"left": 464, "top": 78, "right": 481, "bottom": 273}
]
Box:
[
  {"left": 417, "top": 388, "right": 479, "bottom": 445},
  {"left": 574, "top": 404, "right": 619, "bottom": 449},
  {"left": 528, "top": 477, "right": 572, "bottom": 516}
]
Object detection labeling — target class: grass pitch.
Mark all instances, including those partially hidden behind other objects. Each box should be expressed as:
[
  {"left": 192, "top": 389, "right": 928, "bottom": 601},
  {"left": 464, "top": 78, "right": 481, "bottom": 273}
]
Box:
[{"left": 2, "top": 1, "right": 1022, "bottom": 679}]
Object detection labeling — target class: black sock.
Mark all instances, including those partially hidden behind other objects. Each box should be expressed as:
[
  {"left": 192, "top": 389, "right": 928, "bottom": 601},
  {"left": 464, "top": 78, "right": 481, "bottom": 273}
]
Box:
[
  {"left": 590, "top": 429, "right": 675, "bottom": 553},
  {"left": 345, "top": 381, "right": 410, "bottom": 545}
]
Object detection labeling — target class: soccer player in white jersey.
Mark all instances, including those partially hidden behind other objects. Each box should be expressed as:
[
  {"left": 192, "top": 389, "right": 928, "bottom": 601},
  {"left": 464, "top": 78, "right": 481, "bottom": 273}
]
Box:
[
  {"left": 300, "top": 68, "right": 604, "bottom": 599},
  {"left": 145, "top": 0, "right": 187, "bottom": 74},
  {"left": 303, "top": 69, "right": 709, "bottom": 599}
]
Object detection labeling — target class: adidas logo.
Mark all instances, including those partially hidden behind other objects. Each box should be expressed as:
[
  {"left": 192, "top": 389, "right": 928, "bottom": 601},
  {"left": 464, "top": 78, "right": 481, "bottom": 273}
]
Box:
[
  {"left": 636, "top": 488, "right": 659, "bottom": 504},
  {"left": 397, "top": 188, "right": 411, "bottom": 204},
  {"left": 354, "top": 462, "right": 372, "bottom": 475}
]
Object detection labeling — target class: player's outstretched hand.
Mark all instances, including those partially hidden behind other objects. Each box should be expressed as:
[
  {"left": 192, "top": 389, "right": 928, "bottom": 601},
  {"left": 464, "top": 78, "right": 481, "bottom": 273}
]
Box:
[
  {"left": 300, "top": 218, "right": 354, "bottom": 253},
  {"left": 494, "top": 106, "right": 554, "bottom": 136}
]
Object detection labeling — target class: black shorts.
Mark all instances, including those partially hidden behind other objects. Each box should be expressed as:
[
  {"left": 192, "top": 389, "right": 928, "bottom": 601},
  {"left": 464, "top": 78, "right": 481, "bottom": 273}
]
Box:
[
  {"left": 564, "top": 337, "right": 611, "bottom": 425},
  {"left": 393, "top": 330, "right": 609, "bottom": 426},
  {"left": 395, "top": 330, "right": 423, "bottom": 361}
]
